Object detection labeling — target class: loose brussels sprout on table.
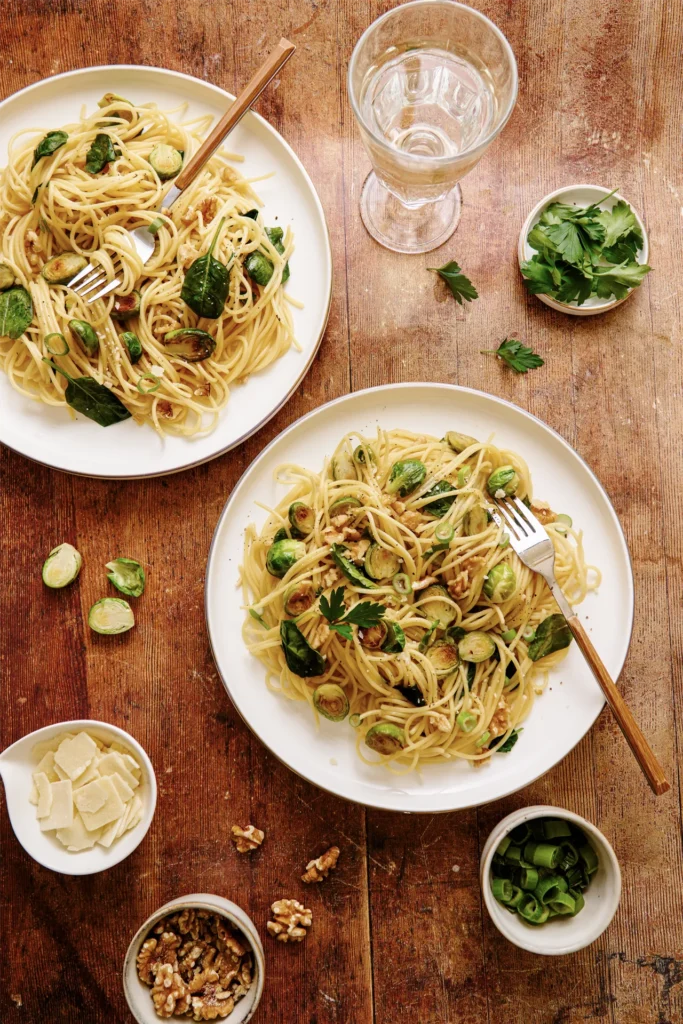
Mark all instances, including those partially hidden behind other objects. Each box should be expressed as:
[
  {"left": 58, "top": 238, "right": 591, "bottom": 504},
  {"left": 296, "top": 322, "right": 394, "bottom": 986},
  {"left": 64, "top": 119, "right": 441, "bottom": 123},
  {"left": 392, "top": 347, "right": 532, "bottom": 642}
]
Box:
[
  {"left": 365, "top": 723, "right": 406, "bottom": 754},
  {"left": 487, "top": 465, "right": 520, "bottom": 498},
  {"left": 148, "top": 143, "right": 184, "bottom": 180},
  {"left": 386, "top": 459, "right": 426, "bottom": 498},
  {"left": 483, "top": 563, "right": 517, "bottom": 603},
  {"left": 42, "top": 543, "right": 82, "bottom": 588},
  {"left": 105, "top": 557, "right": 145, "bottom": 598},
  {"left": 280, "top": 619, "right": 325, "bottom": 677},
  {"left": 88, "top": 597, "right": 135, "bottom": 635},
  {"left": 266, "top": 538, "right": 306, "bottom": 578},
  {"left": 284, "top": 580, "right": 316, "bottom": 617},
  {"left": 289, "top": 501, "right": 315, "bottom": 537},
  {"left": 458, "top": 631, "right": 496, "bottom": 663},
  {"left": 313, "top": 683, "right": 349, "bottom": 722},
  {"left": 41, "top": 253, "right": 88, "bottom": 285},
  {"left": 419, "top": 584, "right": 457, "bottom": 627}
]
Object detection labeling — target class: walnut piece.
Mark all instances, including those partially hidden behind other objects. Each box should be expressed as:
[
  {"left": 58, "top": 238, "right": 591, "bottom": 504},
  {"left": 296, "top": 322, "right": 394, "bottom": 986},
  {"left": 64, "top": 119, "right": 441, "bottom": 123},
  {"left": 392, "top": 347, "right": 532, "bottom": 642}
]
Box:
[
  {"left": 531, "top": 499, "right": 557, "bottom": 525},
  {"left": 428, "top": 712, "right": 451, "bottom": 733},
  {"left": 322, "top": 567, "right": 341, "bottom": 588},
  {"left": 302, "top": 845, "right": 340, "bottom": 883},
  {"left": 231, "top": 824, "right": 264, "bottom": 854},
  {"left": 137, "top": 933, "right": 181, "bottom": 985},
  {"left": 266, "top": 899, "right": 312, "bottom": 942},
  {"left": 151, "top": 964, "right": 191, "bottom": 1018}
]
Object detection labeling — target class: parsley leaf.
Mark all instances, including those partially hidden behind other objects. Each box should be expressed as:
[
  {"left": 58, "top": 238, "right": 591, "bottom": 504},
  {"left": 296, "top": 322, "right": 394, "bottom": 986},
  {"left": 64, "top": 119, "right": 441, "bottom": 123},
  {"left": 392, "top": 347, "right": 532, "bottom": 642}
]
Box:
[
  {"left": 319, "top": 587, "right": 346, "bottom": 624},
  {"left": 428, "top": 260, "right": 478, "bottom": 305},
  {"left": 329, "top": 622, "right": 354, "bottom": 643},
  {"left": 343, "top": 602, "right": 386, "bottom": 629},
  {"left": 598, "top": 200, "right": 641, "bottom": 248},
  {"left": 319, "top": 585, "right": 386, "bottom": 637},
  {"left": 481, "top": 337, "right": 544, "bottom": 374}
]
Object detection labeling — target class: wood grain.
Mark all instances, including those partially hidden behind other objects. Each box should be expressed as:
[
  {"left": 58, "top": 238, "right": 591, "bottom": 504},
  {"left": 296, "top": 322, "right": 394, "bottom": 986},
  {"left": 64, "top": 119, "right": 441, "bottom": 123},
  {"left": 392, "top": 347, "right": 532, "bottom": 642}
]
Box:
[{"left": 1, "top": 2, "right": 682, "bottom": 1023}]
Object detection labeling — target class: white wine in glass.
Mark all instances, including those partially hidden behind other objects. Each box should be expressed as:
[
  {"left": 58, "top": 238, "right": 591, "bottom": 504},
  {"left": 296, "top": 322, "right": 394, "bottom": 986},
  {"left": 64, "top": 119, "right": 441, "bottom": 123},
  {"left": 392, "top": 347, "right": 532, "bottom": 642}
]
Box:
[{"left": 348, "top": 1, "right": 518, "bottom": 254}]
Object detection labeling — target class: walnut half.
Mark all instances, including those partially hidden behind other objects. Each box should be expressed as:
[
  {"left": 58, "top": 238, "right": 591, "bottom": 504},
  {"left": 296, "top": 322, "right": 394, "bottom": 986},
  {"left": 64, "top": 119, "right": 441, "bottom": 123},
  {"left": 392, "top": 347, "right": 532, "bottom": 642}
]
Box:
[
  {"left": 266, "top": 899, "right": 312, "bottom": 942},
  {"left": 231, "top": 824, "right": 264, "bottom": 853},
  {"left": 302, "top": 845, "right": 340, "bottom": 883}
]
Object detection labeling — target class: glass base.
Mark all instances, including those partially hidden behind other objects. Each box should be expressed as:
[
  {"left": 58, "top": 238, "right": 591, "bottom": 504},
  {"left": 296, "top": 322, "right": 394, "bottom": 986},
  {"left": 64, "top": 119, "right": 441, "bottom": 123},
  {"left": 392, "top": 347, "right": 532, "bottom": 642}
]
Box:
[{"left": 360, "top": 172, "right": 461, "bottom": 254}]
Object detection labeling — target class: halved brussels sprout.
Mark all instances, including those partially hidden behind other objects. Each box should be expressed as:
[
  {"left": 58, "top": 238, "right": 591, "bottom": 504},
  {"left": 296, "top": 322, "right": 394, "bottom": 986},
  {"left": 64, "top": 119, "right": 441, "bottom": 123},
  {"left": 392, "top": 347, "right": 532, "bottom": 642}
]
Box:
[
  {"left": 41, "top": 252, "right": 88, "bottom": 285},
  {"left": 353, "top": 443, "right": 376, "bottom": 466},
  {"left": 358, "top": 621, "right": 389, "bottom": 650},
  {"left": 266, "top": 538, "right": 306, "bottom": 578},
  {"left": 445, "top": 431, "right": 478, "bottom": 453},
  {"left": 289, "top": 501, "right": 315, "bottom": 536},
  {"left": 97, "top": 93, "right": 134, "bottom": 122},
  {"left": 329, "top": 495, "right": 362, "bottom": 518},
  {"left": 419, "top": 584, "right": 457, "bottom": 626},
  {"left": 331, "top": 544, "right": 377, "bottom": 589},
  {"left": 148, "top": 144, "right": 183, "bottom": 180},
  {"left": 313, "top": 683, "right": 349, "bottom": 721},
  {"left": 44, "top": 333, "right": 69, "bottom": 356},
  {"left": 365, "top": 723, "right": 406, "bottom": 754},
  {"left": 458, "top": 631, "right": 496, "bottom": 663},
  {"left": 487, "top": 465, "right": 520, "bottom": 498},
  {"left": 382, "top": 620, "right": 406, "bottom": 653},
  {"left": 42, "top": 542, "right": 82, "bottom": 588},
  {"left": 483, "top": 563, "right": 517, "bottom": 603},
  {"left": 386, "top": 459, "right": 426, "bottom": 497},
  {"left": 463, "top": 505, "right": 489, "bottom": 536},
  {"left": 120, "top": 331, "right": 142, "bottom": 364},
  {"left": 457, "top": 465, "right": 472, "bottom": 488},
  {"left": 105, "top": 557, "right": 145, "bottom": 597},
  {"left": 284, "top": 580, "right": 316, "bottom": 617},
  {"left": 69, "top": 318, "right": 99, "bottom": 355},
  {"left": 0, "top": 264, "right": 15, "bottom": 290},
  {"left": 427, "top": 638, "right": 459, "bottom": 676},
  {"left": 162, "top": 328, "right": 216, "bottom": 362},
  {"left": 364, "top": 543, "right": 401, "bottom": 581},
  {"left": 88, "top": 597, "right": 135, "bottom": 634},
  {"left": 112, "top": 290, "right": 141, "bottom": 320},
  {"left": 330, "top": 448, "right": 356, "bottom": 481}
]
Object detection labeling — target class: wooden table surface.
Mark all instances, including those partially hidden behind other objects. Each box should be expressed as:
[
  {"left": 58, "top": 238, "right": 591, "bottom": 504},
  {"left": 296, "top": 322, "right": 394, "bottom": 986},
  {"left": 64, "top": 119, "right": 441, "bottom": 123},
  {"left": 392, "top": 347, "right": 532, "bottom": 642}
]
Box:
[{"left": 1, "top": 2, "right": 682, "bottom": 1022}]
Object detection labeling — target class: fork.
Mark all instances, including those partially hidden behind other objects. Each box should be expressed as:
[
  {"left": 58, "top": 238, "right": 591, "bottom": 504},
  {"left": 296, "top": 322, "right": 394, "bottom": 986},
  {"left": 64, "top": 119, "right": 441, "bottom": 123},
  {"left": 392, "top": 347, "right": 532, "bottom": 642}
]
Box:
[
  {"left": 68, "top": 38, "right": 296, "bottom": 304},
  {"left": 490, "top": 493, "right": 669, "bottom": 795}
]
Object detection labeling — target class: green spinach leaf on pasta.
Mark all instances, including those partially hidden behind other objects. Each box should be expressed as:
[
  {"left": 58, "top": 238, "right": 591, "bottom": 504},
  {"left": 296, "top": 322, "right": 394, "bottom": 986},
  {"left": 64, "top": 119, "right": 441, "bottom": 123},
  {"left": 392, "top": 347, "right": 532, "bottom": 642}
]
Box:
[
  {"left": 528, "top": 614, "right": 572, "bottom": 661},
  {"left": 181, "top": 217, "right": 231, "bottom": 319},
  {"left": 85, "top": 133, "right": 121, "bottom": 174},
  {"left": 0, "top": 286, "right": 33, "bottom": 339},
  {"left": 32, "top": 131, "right": 68, "bottom": 169},
  {"left": 42, "top": 359, "right": 131, "bottom": 426}
]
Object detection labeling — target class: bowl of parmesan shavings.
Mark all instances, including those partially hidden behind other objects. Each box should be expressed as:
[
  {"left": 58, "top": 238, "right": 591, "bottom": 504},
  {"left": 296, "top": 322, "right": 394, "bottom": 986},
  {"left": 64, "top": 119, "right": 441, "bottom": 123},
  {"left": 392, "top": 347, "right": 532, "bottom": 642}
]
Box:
[{"left": 518, "top": 185, "right": 651, "bottom": 316}]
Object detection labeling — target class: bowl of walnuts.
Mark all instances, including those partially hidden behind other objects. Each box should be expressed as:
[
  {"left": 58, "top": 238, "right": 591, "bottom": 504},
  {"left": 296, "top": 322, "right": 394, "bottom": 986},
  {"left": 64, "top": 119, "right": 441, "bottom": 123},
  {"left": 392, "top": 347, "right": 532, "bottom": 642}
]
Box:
[{"left": 123, "top": 894, "right": 264, "bottom": 1023}]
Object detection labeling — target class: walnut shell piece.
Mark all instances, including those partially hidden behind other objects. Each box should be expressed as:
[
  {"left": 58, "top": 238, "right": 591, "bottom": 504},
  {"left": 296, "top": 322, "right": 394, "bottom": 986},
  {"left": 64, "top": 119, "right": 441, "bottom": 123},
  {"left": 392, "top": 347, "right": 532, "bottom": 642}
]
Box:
[
  {"left": 266, "top": 899, "right": 312, "bottom": 942},
  {"left": 231, "top": 824, "right": 265, "bottom": 854},
  {"left": 302, "top": 845, "right": 341, "bottom": 883}
]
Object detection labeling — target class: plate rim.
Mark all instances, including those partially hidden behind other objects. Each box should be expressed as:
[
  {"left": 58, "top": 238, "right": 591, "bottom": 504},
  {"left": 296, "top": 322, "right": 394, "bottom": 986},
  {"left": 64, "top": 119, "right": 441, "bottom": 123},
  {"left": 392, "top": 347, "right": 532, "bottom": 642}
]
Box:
[
  {"left": 0, "top": 64, "right": 333, "bottom": 479},
  {"left": 205, "top": 381, "right": 635, "bottom": 812}
]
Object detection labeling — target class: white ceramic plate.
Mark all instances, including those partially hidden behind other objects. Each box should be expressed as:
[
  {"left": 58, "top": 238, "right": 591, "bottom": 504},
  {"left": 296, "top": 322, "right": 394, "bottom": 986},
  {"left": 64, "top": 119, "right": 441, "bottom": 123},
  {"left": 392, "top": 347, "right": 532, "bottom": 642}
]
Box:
[
  {"left": 518, "top": 185, "right": 648, "bottom": 316},
  {"left": 0, "top": 65, "right": 332, "bottom": 478},
  {"left": 205, "top": 384, "right": 634, "bottom": 813}
]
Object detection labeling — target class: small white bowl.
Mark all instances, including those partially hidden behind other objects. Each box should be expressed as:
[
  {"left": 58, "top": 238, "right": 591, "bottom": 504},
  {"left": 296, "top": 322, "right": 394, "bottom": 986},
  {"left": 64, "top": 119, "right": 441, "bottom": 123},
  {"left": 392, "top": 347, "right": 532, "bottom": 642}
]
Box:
[
  {"left": 480, "top": 804, "right": 621, "bottom": 955},
  {"left": 0, "top": 719, "right": 156, "bottom": 876},
  {"left": 518, "top": 184, "right": 649, "bottom": 316},
  {"left": 123, "top": 894, "right": 265, "bottom": 1024}
]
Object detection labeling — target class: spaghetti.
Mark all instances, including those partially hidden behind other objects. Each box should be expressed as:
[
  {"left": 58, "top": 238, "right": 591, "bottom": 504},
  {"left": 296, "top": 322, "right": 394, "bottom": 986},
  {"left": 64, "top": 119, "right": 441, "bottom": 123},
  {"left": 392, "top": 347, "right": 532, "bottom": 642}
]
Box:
[
  {"left": 0, "top": 94, "right": 296, "bottom": 436},
  {"left": 241, "top": 428, "right": 600, "bottom": 772}
]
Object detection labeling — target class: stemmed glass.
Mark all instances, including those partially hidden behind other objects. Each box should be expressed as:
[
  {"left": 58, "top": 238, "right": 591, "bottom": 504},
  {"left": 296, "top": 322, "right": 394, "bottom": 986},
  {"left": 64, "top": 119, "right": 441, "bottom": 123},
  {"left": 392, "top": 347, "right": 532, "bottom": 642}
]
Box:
[{"left": 348, "top": 0, "right": 518, "bottom": 254}]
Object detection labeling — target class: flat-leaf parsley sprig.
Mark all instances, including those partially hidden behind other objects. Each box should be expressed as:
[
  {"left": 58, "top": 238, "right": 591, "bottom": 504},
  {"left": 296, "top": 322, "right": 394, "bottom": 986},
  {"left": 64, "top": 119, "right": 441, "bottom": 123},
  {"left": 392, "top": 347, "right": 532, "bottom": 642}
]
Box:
[
  {"left": 319, "top": 586, "right": 386, "bottom": 642},
  {"left": 481, "top": 337, "right": 544, "bottom": 374},
  {"left": 428, "top": 260, "right": 478, "bottom": 305}
]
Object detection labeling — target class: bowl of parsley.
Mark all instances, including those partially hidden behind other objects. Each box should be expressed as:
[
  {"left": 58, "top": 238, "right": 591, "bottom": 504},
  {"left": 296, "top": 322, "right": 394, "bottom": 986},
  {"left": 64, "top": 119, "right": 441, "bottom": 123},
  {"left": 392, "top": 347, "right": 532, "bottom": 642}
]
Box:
[{"left": 518, "top": 185, "right": 650, "bottom": 316}]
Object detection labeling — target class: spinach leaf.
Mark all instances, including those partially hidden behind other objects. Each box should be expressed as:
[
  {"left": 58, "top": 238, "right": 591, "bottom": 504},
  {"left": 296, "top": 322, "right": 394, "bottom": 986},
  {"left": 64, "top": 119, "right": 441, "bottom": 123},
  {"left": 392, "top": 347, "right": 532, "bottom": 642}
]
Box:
[
  {"left": 0, "top": 286, "right": 33, "bottom": 339},
  {"left": 280, "top": 620, "right": 326, "bottom": 678},
  {"left": 395, "top": 683, "right": 426, "bottom": 707},
  {"left": 266, "top": 226, "right": 290, "bottom": 283},
  {"left": 489, "top": 728, "right": 521, "bottom": 753},
  {"left": 422, "top": 479, "right": 457, "bottom": 518},
  {"left": 181, "top": 217, "right": 230, "bottom": 318},
  {"left": 85, "top": 133, "right": 120, "bottom": 174},
  {"left": 331, "top": 544, "right": 377, "bottom": 589},
  {"left": 32, "top": 131, "right": 68, "bottom": 169},
  {"left": 244, "top": 209, "right": 259, "bottom": 220},
  {"left": 528, "top": 613, "right": 572, "bottom": 662},
  {"left": 42, "top": 359, "right": 131, "bottom": 426}
]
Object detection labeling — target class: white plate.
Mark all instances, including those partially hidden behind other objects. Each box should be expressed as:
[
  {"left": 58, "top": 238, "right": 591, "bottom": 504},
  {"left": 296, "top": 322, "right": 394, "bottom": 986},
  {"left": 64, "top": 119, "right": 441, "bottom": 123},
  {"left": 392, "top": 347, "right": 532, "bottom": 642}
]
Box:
[
  {"left": 205, "top": 384, "right": 634, "bottom": 813},
  {"left": 518, "top": 184, "right": 648, "bottom": 316},
  {"left": 0, "top": 66, "right": 332, "bottom": 478}
]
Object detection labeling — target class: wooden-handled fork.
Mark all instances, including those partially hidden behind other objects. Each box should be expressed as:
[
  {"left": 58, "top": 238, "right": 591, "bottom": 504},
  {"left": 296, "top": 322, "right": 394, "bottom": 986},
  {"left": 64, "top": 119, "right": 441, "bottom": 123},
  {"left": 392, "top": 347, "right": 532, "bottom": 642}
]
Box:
[{"left": 490, "top": 493, "right": 669, "bottom": 795}]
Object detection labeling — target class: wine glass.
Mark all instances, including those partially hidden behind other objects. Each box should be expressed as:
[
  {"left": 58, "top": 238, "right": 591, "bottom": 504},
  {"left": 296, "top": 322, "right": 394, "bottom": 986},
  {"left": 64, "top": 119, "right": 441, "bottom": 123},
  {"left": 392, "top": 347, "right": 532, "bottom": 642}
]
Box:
[{"left": 348, "top": 0, "right": 518, "bottom": 254}]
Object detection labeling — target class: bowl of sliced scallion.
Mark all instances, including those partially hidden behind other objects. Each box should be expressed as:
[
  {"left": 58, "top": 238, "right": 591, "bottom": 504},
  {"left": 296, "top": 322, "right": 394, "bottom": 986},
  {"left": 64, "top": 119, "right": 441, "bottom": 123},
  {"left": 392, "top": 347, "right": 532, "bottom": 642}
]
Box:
[
  {"left": 480, "top": 805, "right": 621, "bottom": 954},
  {"left": 518, "top": 184, "right": 650, "bottom": 315}
]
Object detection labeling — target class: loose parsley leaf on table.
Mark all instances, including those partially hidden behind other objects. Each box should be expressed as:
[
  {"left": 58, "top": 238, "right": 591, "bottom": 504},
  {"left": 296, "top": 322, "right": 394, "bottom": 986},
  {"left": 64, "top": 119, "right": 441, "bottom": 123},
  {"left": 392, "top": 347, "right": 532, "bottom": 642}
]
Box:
[
  {"left": 428, "top": 260, "right": 478, "bottom": 305},
  {"left": 481, "top": 337, "right": 544, "bottom": 374},
  {"left": 319, "top": 586, "right": 386, "bottom": 641}
]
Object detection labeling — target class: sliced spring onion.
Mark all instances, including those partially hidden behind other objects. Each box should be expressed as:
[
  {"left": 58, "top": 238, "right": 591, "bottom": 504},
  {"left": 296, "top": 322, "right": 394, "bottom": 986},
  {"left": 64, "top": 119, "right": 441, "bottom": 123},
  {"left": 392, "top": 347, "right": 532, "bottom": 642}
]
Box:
[
  {"left": 392, "top": 572, "right": 412, "bottom": 596},
  {"left": 543, "top": 819, "right": 572, "bottom": 839},
  {"left": 548, "top": 891, "right": 576, "bottom": 915},
  {"left": 522, "top": 625, "right": 536, "bottom": 641},
  {"left": 475, "top": 731, "right": 490, "bottom": 748},
  {"left": 517, "top": 866, "right": 539, "bottom": 891},
  {"left": 499, "top": 532, "right": 510, "bottom": 548},
  {"left": 457, "top": 465, "right": 472, "bottom": 487},
  {"left": 524, "top": 841, "right": 562, "bottom": 869},
  {"left": 507, "top": 885, "right": 525, "bottom": 911},
  {"left": 434, "top": 520, "right": 455, "bottom": 544},
  {"left": 559, "top": 842, "right": 579, "bottom": 872},
  {"left": 555, "top": 513, "right": 573, "bottom": 534},
  {"left": 496, "top": 835, "right": 511, "bottom": 857},
  {"left": 534, "top": 875, "right": 565, "bottom": 904},
  {"left": 509, "top": 822, "right": 531, "bottom": 845},
  {"left": 569, "top": 888, "right": 585, "bottom": 915},
  {"left": 579, "top": 843, "right": 599, "bottom": 874},
  {"left": 44, "top": 332, "right": 70, "bottom": 356},
  {"left": 349, "top": 713, "right": 361, "bottom": 728},
  {"left": 456, "top": 709, "right": 477, "bottom": 733},
  {"left": 136, "top": 372, "right": 161, "bottom": 394},
  {"left": 148, "top": 216, "right": 165, "bottom": 234},
  {"left": 500, "top": 628, "right": 516, "bottom": 643},
  {"left": 491, "top": 877, "right": 513, "bottom": 903},
  {"left": 504, "top": 845, "right": 523, "bottom": 866},
  {"left": 518, "top": 894, "right": 548, "bottom": 924},
  {"left": 249, "top": 607, "right": 269, "bottom": 630}
]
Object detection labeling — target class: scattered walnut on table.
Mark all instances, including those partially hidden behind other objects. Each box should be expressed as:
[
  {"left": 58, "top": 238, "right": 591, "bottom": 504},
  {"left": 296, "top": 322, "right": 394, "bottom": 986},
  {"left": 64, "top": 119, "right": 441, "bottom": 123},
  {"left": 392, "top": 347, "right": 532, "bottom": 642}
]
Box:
[
  {"left": 231, "top": 824, "right": 264, "bottom": 854},
  {"left": 302, "top": 845, "right": 340, "bottom": 883},
  {"left": 266, "top": 899, "right": 312, "bottom": 942}
]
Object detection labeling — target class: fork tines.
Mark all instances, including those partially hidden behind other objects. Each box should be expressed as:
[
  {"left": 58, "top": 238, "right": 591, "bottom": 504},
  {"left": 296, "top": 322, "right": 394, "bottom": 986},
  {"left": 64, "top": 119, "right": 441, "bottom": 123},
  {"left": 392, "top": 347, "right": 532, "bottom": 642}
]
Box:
[
  {"left": 490, "top": 494, "right": 543, "bottom": 542},
  {"left": 68, "top": 260, "right": 122, "bottom": 303}
]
